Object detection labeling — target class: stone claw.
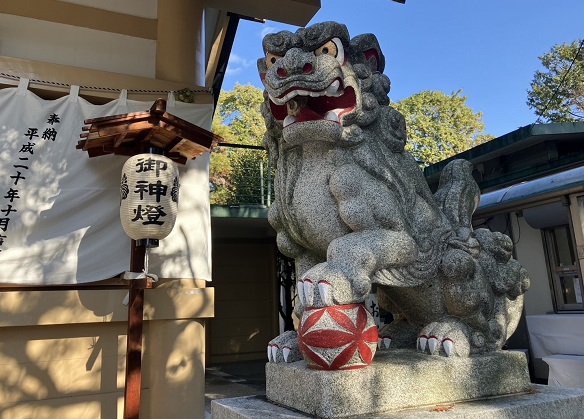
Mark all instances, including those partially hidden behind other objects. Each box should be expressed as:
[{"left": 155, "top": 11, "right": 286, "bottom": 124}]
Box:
[
  {"left": 299, "top": 262, "right": 369, "bottom": 308},
  {"left": 303, "top": 279, "right": 314, "bottom": 306},
  {"left": 267, "top": 331, "right": 302, "bottom": 363},
  {"left": 443, "top": 338, "right": 454, "bottom": 357},
  {"left": 318, "top": 280, "right": 332, "bottom": 306},
  {"left": 298, "top": 280, "right": 305, "bottom": 305},
  {"left": 418, "top": 335, "right": 428, "bottom": 352},
  {"left": 377, "top": 335, "right": 392, "bottom": 349},
  {"left": 418, "top": 319, "right": 470, "bottom": 357},
  {"left": 283, "top": 346, "right": 291, "bottom": 362}
]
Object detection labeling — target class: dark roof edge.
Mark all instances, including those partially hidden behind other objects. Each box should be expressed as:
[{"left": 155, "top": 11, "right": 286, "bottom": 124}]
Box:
[{"left": 424, "top": 122, "right": 584, "bottom": 179}]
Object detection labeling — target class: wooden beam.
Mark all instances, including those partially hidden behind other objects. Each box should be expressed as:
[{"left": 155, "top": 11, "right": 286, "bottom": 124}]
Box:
[
  {"left": 205, "top": 11, "right": 230, "bottom": 87},
  {"left": 0, "top": 56, "right": 213, "bottom": 104},
  {"left": 206, "top": 0, "right": 321, "bottom": 26},
  {"left": 0, "top": 0, "right": 157, "bottom": 39}
]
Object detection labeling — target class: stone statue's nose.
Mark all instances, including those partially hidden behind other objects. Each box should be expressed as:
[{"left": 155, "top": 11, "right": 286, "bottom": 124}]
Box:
[
  {"left": 277, "top": 63, "right": 312, "bottom": 78},
  {"left": 276, "top": 49, "right": 314, "bottom": 78}
]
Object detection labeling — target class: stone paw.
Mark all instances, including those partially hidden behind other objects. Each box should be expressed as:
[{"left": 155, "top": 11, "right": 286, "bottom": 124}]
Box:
[
  {"left": 377, "top": 334, "right": 392, "bottom": 349},
  {"left": 377, "top": 320, "right": 418, "bottom": 350},
  {"left": 417, "top": 319, "right": 471, "bottom": 357},
  {"left": 299, "top": 262, "right": 369, "bottom": 307},
  {"left": 267, "top": 330, "right": 302, "bottom": 363}
]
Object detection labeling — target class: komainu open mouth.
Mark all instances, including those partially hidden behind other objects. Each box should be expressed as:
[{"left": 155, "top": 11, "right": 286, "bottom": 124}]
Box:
[{"left": 268, "top": 79, "right": 356, "bottom": 127}]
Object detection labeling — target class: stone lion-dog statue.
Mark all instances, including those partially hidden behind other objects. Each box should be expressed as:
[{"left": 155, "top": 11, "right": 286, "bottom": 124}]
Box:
[{"left": 258, "top": 21, "right": 529, "bottom": 370}]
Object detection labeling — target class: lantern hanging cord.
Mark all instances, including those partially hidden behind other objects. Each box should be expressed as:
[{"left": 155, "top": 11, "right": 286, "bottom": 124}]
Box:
[{"left": 0, "top": 72, "right": 212, "bottom": 95}]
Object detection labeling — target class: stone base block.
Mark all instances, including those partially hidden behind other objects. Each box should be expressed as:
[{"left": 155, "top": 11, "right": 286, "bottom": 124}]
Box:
[
  {"left": 212, "top": 385, "right": 584, "bottom": 418},
  {"left": 265, "top": 349, "right": 531, "bottom": 417}
]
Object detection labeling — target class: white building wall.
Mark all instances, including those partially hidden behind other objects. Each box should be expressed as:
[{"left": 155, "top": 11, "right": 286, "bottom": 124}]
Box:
[{"left": 511, "top": 212, "right": 555, "bottom": 316}]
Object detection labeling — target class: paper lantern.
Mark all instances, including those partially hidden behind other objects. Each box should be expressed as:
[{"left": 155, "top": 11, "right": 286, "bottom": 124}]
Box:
[{"left": 120, "top": 153, "right": 179, "bottom": 242}]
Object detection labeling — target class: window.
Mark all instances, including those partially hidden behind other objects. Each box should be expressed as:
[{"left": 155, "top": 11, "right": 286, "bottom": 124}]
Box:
[{"left": 543, "top": 225, "right": 584, "bottom": 311}]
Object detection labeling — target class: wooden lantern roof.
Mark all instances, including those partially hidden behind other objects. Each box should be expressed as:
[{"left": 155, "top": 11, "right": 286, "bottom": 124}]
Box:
[{"left": 77, "top": 98, "right": 222, "bottom": 164}]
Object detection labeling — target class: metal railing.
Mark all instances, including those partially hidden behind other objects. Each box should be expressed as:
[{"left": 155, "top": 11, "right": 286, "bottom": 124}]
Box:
[{"left": 210, "top": 143, "right": 274, "bottom": 206}]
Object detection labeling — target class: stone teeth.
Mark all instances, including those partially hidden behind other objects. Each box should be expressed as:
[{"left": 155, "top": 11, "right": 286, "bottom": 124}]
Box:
[
  {"left": 443, "top": 339, "right": 454, "bottom": 357},
  {"left": 271, "top": 345, "right": 279, "bottom": 362},
  {"left": 267, "top": 345, "right": 272, "bottom": 362},
  {"left": 383, "top": 337, "right": 391, "bottom": 349},
  {"left": 284, "top": 115, "right": 296, "bottom": 127},
  {"left": 282, "top": 90, "right": 298, "bottom": 103},
  {"left": 324, "top": 111, "right": 340, "bottom": 123},
  {"left": 325, "top": 80, "right": 341, "bottom": 96},
  {"left": 270, "top": 91, "right": 298, "bottom": 106},
  {"left": 271, "top": 80, "right": 343, "bottom": 108},
  {"left": 269, "top": 94, "right": 286, "bottom": 106},
  {"left": 377, "top": 337, "right": 383, "bottom": 349},
  {"left": 283, "top": 346, "right": 291, "bottom": 362}
]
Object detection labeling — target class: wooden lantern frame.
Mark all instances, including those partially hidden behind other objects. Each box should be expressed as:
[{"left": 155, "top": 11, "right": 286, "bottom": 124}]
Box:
[{"left": 78, "top": 98, "right": 221, "bottom": 419}]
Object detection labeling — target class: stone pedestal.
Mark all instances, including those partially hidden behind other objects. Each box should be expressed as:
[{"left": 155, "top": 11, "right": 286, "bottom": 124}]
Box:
[
  {"left": 212, "top": 385, "right": 584, "bottom": 418},
  {"left": 266, "top": 349, "right": 531, "bottom": 417}
]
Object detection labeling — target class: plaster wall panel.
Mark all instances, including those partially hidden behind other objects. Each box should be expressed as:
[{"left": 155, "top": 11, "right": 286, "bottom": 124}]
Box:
[
  {"left": 0, "top": 14, "right": 156, "bottom": 78},
  {"left": 512, "top": 213, "right": 555, "bottom": 316}
]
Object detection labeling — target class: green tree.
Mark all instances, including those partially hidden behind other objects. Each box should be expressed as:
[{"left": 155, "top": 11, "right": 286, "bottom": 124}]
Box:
[
  {"left": 527, "top": 40, "right": 584, "bottom": 123},
  {"left": 392, "top": 90, "right": 493, "bottom": 166},
  {"left": 210, "top": 83, "right": 271, "bottom": 205}
]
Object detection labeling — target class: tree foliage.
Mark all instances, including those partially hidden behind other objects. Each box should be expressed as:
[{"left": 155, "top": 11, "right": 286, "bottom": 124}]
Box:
[
  {"left": 210, "top": 83, "right": 271, "bottom": 205},
  {"left": 527, "top": 40, "right": 584, "bottom": 123},
  {"left": 210, "top": 84, "right": 492, "bottom": 203},
  {"left": 213, "top": 83, "right": 266, "bottom": 145},
  {"left": 392, "top": 90, "right": 493, "bottom": 166}
]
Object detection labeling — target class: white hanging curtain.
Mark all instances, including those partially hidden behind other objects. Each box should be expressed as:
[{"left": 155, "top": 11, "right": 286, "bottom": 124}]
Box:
[{"left": 0, "top": 82, "right": 213, "bottom": 284}]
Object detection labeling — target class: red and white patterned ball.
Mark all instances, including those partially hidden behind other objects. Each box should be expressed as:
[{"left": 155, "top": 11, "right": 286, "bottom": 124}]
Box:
[{"left": 298, "top": 303, "right": 378, "bottom": 370}]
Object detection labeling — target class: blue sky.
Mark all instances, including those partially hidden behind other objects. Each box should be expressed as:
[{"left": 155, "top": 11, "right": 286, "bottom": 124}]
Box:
[{"left": 221, "top": 0, "right": 583, "bottom": 138}]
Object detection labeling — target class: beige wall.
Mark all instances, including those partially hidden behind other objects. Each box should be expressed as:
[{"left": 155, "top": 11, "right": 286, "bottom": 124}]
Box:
[
  {"left": 210, "top": 240, "right": 278, "bottom": 364},
  {"left": 0, "top": 0, "right": 209, "bottom": 102},
  {"left": 0, "top": 280, "right": 213, "bottom": 419}
]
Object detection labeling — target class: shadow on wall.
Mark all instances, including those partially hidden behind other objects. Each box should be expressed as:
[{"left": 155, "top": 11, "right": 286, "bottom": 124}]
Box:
[{"left": 0, "top": 226, "right": 212, "bottom": 417}]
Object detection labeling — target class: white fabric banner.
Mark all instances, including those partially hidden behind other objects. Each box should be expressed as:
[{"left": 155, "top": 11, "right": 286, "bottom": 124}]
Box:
[{"left": 0, "top": 84, "right": 213, "bottom": 284}]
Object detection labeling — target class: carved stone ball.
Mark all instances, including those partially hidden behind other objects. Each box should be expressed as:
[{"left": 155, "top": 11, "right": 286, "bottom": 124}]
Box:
[{"left": 298, "top": 303, "right": 378, "bottom": 370}]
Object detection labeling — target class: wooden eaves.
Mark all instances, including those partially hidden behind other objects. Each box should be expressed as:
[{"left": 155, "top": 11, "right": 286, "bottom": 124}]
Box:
[{"left": 77, "top": 98, "right": 222, "bottom": 164}]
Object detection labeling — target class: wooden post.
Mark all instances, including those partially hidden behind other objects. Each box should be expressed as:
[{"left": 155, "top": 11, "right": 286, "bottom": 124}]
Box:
[{"left": 123, "top": 241, "right": 152, "bottom": 419}]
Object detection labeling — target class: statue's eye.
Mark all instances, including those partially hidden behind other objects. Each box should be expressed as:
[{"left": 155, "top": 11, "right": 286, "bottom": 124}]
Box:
[
  {"left": 315, "top": 40, "right": 337, "bottom": 57},
  {"left": 314, "top": 38, "right": 344, "bottom": 65},
  {"left": 266, "top": 52, "right": 283, "bottom": 69}
]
